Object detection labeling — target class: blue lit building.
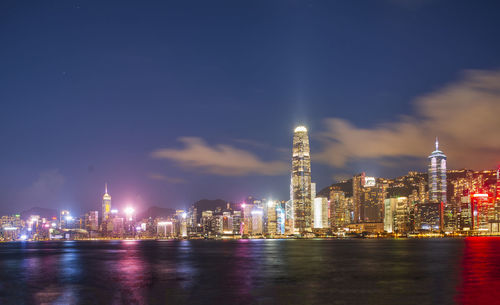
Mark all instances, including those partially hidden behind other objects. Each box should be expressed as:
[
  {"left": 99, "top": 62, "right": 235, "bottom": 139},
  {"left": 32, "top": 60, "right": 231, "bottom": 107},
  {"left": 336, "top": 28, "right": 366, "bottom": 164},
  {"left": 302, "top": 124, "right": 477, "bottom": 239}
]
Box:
[{"left": 428, "top": 138, "right": 447, "bottom": 204}]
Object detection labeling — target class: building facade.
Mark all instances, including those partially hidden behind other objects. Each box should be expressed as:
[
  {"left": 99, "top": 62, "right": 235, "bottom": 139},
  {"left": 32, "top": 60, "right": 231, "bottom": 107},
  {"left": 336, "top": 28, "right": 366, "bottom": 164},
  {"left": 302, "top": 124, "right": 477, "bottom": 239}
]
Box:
[
  {"left": 291, "top": 126, "right": 312, "bottom": 234},
  {"left": 428, "top": 139, "right": 447, "bottom": 204}
]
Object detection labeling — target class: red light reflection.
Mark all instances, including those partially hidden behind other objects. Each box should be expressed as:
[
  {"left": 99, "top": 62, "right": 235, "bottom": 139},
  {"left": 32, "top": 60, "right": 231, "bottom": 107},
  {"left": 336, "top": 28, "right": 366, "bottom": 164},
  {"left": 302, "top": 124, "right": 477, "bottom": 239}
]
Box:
[{"left": 456, "top": 237, "right": 500, "bottom": 305}]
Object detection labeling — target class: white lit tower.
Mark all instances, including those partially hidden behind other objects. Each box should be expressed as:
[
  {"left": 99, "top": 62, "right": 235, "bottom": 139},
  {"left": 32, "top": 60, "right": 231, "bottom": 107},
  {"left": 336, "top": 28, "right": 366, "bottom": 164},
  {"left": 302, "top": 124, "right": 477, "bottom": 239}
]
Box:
[
  {"left": 102, "top": 183, "right": 112, "bottom": 223},
  {"left": 428, "top": 138, "right": 447, "bottom": 204},
  {"left": 291, "top": 126, "right": 312, "bottom": 234}
]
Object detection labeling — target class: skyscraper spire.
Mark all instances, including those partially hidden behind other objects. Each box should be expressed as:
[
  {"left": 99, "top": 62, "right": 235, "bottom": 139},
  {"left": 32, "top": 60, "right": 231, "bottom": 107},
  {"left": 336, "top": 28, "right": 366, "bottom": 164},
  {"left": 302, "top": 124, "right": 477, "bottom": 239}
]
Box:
[
  {"left": 105, "top": 182, "right": 108, "bottom": 195},
  {"left": 435, "top": 137, "right": 439, "bottom": 151}
]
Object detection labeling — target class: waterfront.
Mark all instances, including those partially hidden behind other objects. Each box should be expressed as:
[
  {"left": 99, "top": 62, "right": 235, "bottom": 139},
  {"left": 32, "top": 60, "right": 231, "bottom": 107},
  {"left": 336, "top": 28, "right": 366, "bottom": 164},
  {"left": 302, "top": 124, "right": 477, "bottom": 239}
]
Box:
[{"left": 1, "top": 238, "right": 499, "bottom": 305}]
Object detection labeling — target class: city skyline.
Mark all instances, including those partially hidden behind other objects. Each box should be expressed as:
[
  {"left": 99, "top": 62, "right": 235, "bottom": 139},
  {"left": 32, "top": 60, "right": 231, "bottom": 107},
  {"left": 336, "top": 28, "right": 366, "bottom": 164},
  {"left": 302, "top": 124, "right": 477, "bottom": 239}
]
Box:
[
  {"left": 2, "top": 134, "right": 497, "bottom": 219},
  {"left": 2, "top": 1, "right": 500, "bottom": 215},
  {"left": 0, "top": 128, "right": 498, "bottom": 216},
  {"left": 3, "top": 2, "right": 500, "bottom": 304}
]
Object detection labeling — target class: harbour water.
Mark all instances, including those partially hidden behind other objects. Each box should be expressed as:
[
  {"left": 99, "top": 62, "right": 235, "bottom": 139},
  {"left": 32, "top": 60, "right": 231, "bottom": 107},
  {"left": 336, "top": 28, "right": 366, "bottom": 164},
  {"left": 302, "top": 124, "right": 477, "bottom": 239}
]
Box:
[{"left": 0, "top": 238, "right": 499, "bottom": 305}]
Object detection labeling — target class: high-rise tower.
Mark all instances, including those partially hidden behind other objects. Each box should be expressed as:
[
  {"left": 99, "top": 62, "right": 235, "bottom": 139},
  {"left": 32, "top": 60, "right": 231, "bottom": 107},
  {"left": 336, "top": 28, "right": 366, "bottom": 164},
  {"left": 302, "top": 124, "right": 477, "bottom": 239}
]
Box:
[
  {"left": 102, "top": 183, "right": 112, "bottom": 222},
  {"left": 428, "top": 138, "right": 447, "bottom": 204},
  {"left": 291, "top": 126, "right": 312, "bottom": 234}
]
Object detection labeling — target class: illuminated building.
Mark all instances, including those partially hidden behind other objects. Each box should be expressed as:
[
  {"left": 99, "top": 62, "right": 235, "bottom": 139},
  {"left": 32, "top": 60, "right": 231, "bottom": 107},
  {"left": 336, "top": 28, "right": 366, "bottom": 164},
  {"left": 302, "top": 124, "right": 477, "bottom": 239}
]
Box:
[
  {"left": 313, "top": 197, "right": 328, "bottom": 229},
  {"left": 85, "top": 211, "right": 99, "bottom": 232},
  {"left": 251, "top": 208, "right": 264, "bottom": 235},
  {"left": 242, "top": 203, "right": 253, "bottom": 235},
  {"left": 329, "top": 189, "right": 352, "bottom": 230},
  {"left": 285, "top": 199, "right": 293, "bottom": 234},
  {"left": 311, "top": 182, "right": 316, "bottom": 205},
  {"left": 353, "top": 174, "right": 386, "bottom": 223},
  {"left": 221, "top": 212, "right": 233, "bottom": 235},
  {"left": 347, "top": 222, "right": 384, "bottom": 233},
  {"left": 470, "top": 193, "right": 493, "bottom": 232},
  {"left": 112, "top": 217, "right": 124, "bottom": 237},
  {"left": 417, "top": 202, "right": 442, "bottom": 231},
  {"left": 394, "top": 197, "right": 410, "bottom": 233},
  {"left": 232, "top": 210, "right": 242, "bottom": 235},
  {"left": 428, "top": 138, "right": 447, "bottom": 204},
  {"left": 276, "top": 205, "right": 285, "bottom": 235},
  {"left": 60, "top": 210, "right": 71, "bottom": 229},
  {"left": 175, "top": 210, "right": 188, "bottom": 237},
  {"left": 459, "top": 195, "right": 472, "bottom": 230},
  {"left": 201, "top": 211, "right": 214, "bottom": 235},
  {"left": 0, "top": 214, "right": 22, "bottom": 240},
  {"left": 157, "top": 220, "right": 174, "bottom": 237},
  {"left": 102, "top": 183, "right": 112, "bottom": 223},
  {"left": 291, "top": 125, "right": 312, "bottom": 234},
  {"left": 493, "top": 168, "right": 500, "bottom": 233},
  {"left": 384, "top": 198, "right": 397, "bottom": 233},
  {"left": 266, "top": 200, "right": 277, "bottom": 235},
  {"left": 353, "top": 173, "right": 364, "bottom": 222}
]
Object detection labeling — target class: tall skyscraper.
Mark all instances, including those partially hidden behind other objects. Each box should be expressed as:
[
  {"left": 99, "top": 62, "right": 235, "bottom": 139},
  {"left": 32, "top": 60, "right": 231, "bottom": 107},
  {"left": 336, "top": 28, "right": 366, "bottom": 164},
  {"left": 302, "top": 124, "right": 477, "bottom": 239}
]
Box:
[
  {"left": 291, "top": 126, "right": 312, "bottom": 234},
  {"left": 102, "top": 183, "right": 112, "bottom": 223},
  {"left": 428, "top": 138, "right": 447, "bottom": 204}
]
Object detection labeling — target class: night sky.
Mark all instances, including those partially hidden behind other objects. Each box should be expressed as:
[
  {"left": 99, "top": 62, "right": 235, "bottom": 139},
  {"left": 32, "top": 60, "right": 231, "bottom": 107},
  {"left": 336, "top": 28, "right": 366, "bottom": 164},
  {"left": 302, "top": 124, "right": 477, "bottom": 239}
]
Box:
[{"left": 1, "top": 0, "right": 500, "bottom": 215}]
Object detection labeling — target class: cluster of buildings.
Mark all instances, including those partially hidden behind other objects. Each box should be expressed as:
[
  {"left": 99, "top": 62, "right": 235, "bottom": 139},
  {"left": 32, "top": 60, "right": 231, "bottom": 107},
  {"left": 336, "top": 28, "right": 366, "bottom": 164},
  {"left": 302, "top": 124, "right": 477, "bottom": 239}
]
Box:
[{"left": 1, "top": 127, "right": 499, "bottom": 241}]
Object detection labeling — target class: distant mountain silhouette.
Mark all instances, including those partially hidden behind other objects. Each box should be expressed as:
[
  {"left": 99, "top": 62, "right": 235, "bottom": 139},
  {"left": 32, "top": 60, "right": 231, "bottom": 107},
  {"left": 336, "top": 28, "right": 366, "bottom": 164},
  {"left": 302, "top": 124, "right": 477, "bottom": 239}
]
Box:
[
  {"left": 192, "top": 199, "right": 231, "bottom": 222},
  {"left": 137, "top": 206, "right": 176, "bottom": 220},
  {"left": 316, "top": 179, "right": 353, "bottom": 199},
  {"left": 21, "top": 207, "right": 58, "bottom": 220}
]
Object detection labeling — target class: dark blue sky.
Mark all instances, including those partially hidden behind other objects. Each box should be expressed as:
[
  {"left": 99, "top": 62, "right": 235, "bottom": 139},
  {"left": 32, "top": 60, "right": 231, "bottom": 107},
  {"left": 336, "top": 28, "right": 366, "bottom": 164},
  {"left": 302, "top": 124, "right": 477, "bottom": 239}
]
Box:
[{"left": 1, "top": 0, "right": 500, "bottom": 215}]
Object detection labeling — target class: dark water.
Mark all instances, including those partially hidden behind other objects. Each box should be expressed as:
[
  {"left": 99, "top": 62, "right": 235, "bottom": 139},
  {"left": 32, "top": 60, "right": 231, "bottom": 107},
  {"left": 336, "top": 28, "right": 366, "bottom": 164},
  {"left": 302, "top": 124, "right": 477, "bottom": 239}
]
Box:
[{"left": 0, "top": 238, "right": 499, "bottom": 305}]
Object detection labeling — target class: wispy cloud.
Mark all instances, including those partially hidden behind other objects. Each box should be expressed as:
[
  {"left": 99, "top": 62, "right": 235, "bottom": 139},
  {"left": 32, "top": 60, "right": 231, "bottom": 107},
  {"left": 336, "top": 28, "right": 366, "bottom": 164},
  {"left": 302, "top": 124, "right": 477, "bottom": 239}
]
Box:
[
  {"left": 148, "top": 173, "right": 186, "bottom": 184},
  {"left": 316, "top": 69, "right": 500, "bottom": 170},
  {"left": 232, "top": 138, "right": 289, "bottom": 153},
  {"left": 152, "top": 137, "right": 289, "bottom": 176}
]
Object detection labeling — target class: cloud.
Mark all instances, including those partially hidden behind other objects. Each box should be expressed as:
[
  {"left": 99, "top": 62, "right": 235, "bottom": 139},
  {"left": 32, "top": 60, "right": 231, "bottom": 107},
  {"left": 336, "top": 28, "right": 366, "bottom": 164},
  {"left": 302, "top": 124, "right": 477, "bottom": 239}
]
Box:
[
  {"left": 148, "top": 173, "right": 186, "bottom": 184},
  {"left": 232, "top": 138, "right": 289, "bottom": 153},
  {"left": 152, "top": 137, "right": 289, "bottom": 176},
  {"left": 316, "top": 69, "right": 500, "bottom": 170}
]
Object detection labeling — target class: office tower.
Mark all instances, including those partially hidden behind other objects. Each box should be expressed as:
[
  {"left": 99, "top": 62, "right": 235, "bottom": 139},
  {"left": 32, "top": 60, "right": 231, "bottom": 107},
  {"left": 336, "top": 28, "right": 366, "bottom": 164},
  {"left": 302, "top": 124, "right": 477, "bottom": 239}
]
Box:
[
  {"left": 276, "top": 205, "right": 286, "bottom": 235},
  {"left": 60, "top": 210, "right": 70, "bottom": 229},
  {"left": 86, "top": 211, "right": 99, "bottom": 232},
  {"left": 266, "top": 200, "right": 277, "bottom": 235},
  {"left": 417, "top": 203, "right": 441, "bottom": 231},
  {"left": 251, "top": 207, "right": 264, "bottom": 235},
  {"left": 384, "top": 198, "right": 397, "bottom": 233},
  {"left": 102, "top": 183, "right": 112, "bottom": 223},
  {"left": 175, "top": 210, "right": 188, "bottom": 237},
  {"left": 311, "top": 182, "right": 316, "bottom": 204},
  {"left": 394, "top": 197, "right": 410, "bottom": 233},
  {"left": 201, "top": 211, "right": 214, "bottom": 235},
  {"left": 312, "top": 197, "right": 329, "bottom": 229},
  {"left": 112, "top": 217, "right": 124, "bottom": 237},
  {"left": 353, "top": 174, "right": 385, "bottom": 223},
  {"left": 329, "top": 188, "right": 354, "bottom": 230},
  {"left": 470, "top": 193, "right": 492, "bottom": 232},
  {"left": 221, "top": 212, "right": 233, "bottom": 235},
  {"left": 291, "top": 126, "right": 312, "bottom": 234},
  {"left": 242, "top": 203, "right": 254, "bottom": 235},
  {"left": 284, "top": 199, "right": 293, "bottom": 234},
  {"left": 352, "top": 173, "right": 364, "bottom": 223},
  {"left": 428, "top": 138, "right": 447, "bottom": 204},
  {"left": 232, "top": 211, "right": 242, "bottom": 235}
]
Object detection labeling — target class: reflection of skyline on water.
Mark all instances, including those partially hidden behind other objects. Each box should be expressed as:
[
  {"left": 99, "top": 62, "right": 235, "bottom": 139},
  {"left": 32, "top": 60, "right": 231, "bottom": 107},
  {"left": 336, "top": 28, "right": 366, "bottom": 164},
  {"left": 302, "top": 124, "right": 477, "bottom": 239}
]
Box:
[
  {"left": 0, "top": 239, "right": 499, "bottom": 304},
  {"left": 457, "top": 237, "right": 500, "bottom": 305}
]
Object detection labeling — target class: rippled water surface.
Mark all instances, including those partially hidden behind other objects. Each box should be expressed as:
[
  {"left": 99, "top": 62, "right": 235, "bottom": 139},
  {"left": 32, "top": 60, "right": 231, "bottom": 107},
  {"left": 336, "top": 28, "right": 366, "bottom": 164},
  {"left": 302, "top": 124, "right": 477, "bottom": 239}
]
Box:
[{"left": 1, "top": 238, "right": 500, "bottom": 305}]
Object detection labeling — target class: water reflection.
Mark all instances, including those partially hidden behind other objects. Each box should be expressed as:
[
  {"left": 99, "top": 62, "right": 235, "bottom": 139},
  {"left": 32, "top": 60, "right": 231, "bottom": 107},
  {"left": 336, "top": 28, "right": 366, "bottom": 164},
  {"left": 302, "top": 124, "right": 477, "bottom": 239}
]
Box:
[
  {"left": 457, "top": 237, "right": 500, "bottom": 305},
  {"left": 1, "top": 239, "right": 500, "bottom": 305}
]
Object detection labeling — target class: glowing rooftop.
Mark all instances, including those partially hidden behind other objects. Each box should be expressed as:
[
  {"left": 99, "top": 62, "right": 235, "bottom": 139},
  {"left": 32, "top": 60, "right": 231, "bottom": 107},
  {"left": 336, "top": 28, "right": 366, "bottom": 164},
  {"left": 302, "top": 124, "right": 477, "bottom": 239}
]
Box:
[{"left": 294, "top": 126, "right": 307, "bottom": 133}]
